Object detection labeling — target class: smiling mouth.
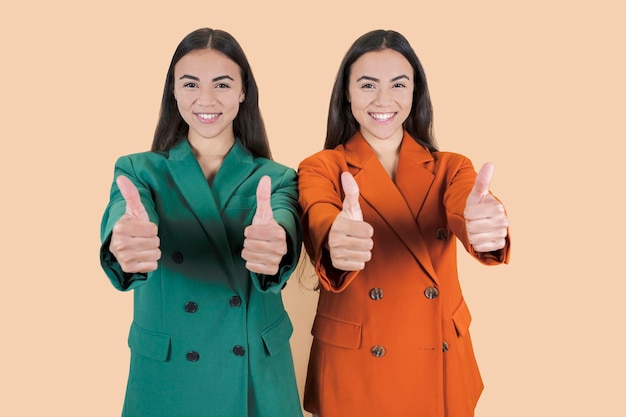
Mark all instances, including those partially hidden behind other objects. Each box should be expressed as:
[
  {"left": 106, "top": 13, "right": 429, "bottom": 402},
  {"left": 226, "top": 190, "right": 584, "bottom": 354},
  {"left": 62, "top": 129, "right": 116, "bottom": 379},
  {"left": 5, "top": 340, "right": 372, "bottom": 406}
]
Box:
[
  {"left": 196, "top": 113, "right": 220, "bottom": 122},
  {"left": 369, "top": 112, "right": 396, "bottom": 122}
]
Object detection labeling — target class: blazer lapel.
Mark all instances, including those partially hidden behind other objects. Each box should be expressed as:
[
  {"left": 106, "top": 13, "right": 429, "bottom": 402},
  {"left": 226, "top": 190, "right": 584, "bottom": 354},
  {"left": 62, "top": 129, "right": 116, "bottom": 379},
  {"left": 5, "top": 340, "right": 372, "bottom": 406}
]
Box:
[
  {"left": 345, "top": 132, "right": 439, "bottom": 284},
  {"left": 395, "top": 133, "right": 436, "bottom": 220},
  {"left": 166, "top": 139, "right": 236, "bottom": 275},
  {"left": 211, "top": 140, "right": 256, "bottom": 209}
]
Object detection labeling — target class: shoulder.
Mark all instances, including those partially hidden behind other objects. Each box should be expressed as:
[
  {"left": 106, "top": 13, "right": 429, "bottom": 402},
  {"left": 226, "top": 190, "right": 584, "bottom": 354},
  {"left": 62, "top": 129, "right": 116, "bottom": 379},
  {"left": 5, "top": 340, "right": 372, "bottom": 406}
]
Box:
[
  {"left": 114, "top": 150, "right": 168, "bottom": 167},
  {"left": 431, "top": 150, "right": 474, "bottom": 171},
  {"left": 251, "top": 157, "right": 297, "bottom": 185},
  {"left": 111, "top": 151, "right": 170, "bottom": 186},
  {"left": 430, "top": 150, "right": 478, "bottom": 187},
  {"left": 298, "top": 146, "right": 347, "bottom": 172},
  {"left": 253, "top": 157, "right": 295, "bottom": 174}
]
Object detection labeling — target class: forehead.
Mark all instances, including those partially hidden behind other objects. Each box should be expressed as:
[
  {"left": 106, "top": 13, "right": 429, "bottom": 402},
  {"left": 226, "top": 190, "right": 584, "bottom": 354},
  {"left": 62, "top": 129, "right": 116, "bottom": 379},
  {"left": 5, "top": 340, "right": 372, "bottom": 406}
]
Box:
[
  {"left": 350, "top": 49, "right": 412, "bottom": 79},
  {"left": 174, "top": 48, "right": 242, "bottom": 78}
]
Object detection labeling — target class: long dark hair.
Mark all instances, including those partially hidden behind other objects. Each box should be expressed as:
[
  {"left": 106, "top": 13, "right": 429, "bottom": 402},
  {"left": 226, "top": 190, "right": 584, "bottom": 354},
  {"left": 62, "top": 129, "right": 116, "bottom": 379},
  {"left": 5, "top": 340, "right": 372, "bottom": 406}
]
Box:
[
  {"left": 151, "top": 28, "right": 271, "bottom": 159},
  {"left": 325, "top": 30, "right": 437, "bottom": 152}
]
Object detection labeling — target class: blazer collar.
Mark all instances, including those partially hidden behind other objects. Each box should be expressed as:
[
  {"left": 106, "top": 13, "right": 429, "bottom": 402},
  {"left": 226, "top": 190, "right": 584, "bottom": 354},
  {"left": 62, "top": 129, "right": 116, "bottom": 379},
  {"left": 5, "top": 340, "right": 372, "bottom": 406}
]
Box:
[
  {"left": 345, "top": 131, "right": 438, "bottom": 283},
  {"left": 344, "top": 130, "right": 433, "bottom": 168},
  {"left": 168, "top": 137, "right": 255, "bottom": 207}
]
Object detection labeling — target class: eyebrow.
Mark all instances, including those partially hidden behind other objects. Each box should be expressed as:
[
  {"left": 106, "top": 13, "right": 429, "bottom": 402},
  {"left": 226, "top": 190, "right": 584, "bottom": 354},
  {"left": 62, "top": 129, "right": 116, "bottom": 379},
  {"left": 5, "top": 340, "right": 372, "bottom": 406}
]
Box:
[
  {"left": 355, "top": 74, "right": 410, "bottom": 82},
  {"left": 178, "top": 74, "right": 235, "bottom": 82}
]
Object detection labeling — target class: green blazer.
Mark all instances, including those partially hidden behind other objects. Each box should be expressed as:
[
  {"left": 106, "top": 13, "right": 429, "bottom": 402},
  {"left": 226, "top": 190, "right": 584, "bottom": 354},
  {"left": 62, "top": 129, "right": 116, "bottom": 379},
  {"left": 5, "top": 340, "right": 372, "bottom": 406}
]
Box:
[{"left": 100, "top": 138, "right": 303, "bottom": 417}]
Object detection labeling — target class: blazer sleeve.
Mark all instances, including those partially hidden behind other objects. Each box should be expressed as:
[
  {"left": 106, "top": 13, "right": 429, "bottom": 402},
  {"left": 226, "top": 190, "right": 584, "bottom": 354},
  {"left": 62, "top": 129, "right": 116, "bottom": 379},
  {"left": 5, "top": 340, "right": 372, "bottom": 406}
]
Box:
[
  {"left": 297, "top": 153, "right": 360, "bottom": 292},
  {"left": 99, "top": 155, "right": 160, "bottom": 291},
  {"left": 249, "top": 166, "right": 303, "bottom": 294},
  {"left": 443, "top": 155, "right": 511, "bottom": 265}
]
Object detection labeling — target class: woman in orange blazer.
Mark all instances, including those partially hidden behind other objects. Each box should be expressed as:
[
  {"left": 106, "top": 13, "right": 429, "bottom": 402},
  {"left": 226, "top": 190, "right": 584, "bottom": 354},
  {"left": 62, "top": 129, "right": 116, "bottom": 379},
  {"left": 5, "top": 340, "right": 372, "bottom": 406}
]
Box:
[{"left": 298, "top": 30, "right": 511, "bottom": 417}]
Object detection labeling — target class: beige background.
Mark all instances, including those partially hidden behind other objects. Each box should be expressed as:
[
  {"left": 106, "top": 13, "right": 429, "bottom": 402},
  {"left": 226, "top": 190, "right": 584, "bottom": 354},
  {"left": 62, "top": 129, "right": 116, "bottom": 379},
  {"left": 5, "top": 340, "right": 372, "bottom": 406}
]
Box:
[{"left": 1, "top": 0, "right": 624, "bottom": 415}]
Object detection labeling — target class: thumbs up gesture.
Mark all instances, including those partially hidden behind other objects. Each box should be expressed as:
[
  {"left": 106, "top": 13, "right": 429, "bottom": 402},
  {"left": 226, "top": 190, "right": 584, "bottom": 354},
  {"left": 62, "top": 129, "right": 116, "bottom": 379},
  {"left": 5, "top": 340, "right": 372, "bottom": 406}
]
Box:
[
  {"left": 109, "top": 175, "right": 161, "bottom": 273},
  {"left": 327, "top": 172, "right": 374, "bottom": 271},
  {"left": 242, "top": 176, "right": 288, "bottom": 275},
  {"left": 464, "top": 163, "right": 509, "bottom": 252}
]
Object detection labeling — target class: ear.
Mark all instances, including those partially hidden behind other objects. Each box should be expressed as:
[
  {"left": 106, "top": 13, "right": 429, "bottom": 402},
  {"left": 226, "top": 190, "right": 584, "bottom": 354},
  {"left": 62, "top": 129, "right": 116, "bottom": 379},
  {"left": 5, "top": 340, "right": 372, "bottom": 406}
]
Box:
[{"left": 239, "top": 89, "right": 245, "bottom": 103}]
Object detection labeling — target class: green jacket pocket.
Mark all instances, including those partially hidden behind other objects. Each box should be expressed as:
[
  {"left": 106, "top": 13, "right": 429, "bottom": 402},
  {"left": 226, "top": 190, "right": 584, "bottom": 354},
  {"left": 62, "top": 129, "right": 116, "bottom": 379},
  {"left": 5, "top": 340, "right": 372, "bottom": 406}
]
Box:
[
  {"left": 261, "top": 313, "right": 294, "bottom": 356},
  {"left": 128, "top": 322, "right": 171, "bottom": 361}
]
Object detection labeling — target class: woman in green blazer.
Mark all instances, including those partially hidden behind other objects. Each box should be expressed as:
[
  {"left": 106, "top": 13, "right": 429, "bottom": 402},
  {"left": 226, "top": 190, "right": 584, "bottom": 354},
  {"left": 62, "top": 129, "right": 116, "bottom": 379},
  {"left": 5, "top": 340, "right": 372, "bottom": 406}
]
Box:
[{"left": 99, "top": 28, "right": 303, "bottom": 417}]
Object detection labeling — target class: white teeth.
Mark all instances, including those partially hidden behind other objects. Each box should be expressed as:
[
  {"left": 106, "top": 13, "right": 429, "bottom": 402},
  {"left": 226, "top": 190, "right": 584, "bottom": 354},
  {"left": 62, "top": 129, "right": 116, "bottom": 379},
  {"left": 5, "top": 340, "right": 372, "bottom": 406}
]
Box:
[
  {"left": 198, "top": 113, "right": 218, "bottom": 120},
  {"left": 371, "top": 112, "right": 395, "bottom": 121}
]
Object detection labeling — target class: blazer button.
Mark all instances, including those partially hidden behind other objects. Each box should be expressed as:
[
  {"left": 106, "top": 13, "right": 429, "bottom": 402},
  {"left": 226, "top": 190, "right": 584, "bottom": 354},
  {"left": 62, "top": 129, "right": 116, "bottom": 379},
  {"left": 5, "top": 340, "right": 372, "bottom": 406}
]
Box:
[
  {"left": 184, "top": 301, "right": 198, "bottom": 313},
  {"left": 186, "top": 351, "right": 200, "bottom": 362},
  {"left": 233, "top": 345, "right": 246, "bottom": 356},
  {"left": 172, "top": 251, "right": 184, "bottom": 264},
  {"left": 229, "top": 295, "right": 242, "bottom": 308},
  {"left": 436, "top": 228, "right": 448, "bottom": 241},
  {"left": 369, "top": 288, "right": 384, "bottom": 300},
  {"left": 371, "top": 345, "right": 386, "bottom": 357},
  {"left": 424, "top": 287, "right": 439, "bottom": 299},
  {"left": 442, "top": 341, "right": 450, "bottom": 352}
]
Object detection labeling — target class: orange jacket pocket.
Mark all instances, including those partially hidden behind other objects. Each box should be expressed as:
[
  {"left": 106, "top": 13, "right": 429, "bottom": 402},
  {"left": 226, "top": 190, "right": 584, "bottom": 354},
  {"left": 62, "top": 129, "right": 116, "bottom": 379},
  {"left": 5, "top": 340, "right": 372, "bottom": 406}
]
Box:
[
  {"left": 311, "top": 313, "right": 362, "bottom": 349},
  {"left": 452, "top": 298, "right": 472, "bottom": 338}
]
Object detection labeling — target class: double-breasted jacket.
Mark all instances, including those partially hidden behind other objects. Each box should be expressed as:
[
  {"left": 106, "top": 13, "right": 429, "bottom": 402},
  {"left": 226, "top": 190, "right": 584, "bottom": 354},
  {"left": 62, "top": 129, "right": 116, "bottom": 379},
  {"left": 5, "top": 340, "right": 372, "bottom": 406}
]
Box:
[
  {"left": 297, "top": 132, "right": 511, "bottom": 417},
  {"left": 100, "top": 138, "right": 303, "bottom": 417}
]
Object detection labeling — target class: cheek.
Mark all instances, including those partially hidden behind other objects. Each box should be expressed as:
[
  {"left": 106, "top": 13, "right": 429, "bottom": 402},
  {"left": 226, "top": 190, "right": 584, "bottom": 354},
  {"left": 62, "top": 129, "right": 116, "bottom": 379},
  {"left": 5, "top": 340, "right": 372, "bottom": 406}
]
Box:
[
  {"left": 349, "top": 102, "right": 366, "bottom": 124},
  {"left": 225, "top": 94, "right": 244, "bottom": 112},
  {"left": 174, "top": 97, "right": 193, "bottom": 124},
  {"left": 399, "top": 95, "right": 413, "bottom": 112},
  {"left": 349, "top": 95, "right": 369, "bottom": 113},
  {"left": 174, "top": 90, "right": 191, "bottom": 108},
  {"left": 175, "top": 99, "right": 187, "bottom": 117}
]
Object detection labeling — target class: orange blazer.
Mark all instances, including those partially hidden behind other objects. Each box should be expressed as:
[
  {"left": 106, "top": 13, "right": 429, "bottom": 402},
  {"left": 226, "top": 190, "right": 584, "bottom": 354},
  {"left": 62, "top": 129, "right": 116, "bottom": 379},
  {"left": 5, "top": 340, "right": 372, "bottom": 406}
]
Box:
[{"left": 297, "top": 131, "right": 511, "bottom": 417}]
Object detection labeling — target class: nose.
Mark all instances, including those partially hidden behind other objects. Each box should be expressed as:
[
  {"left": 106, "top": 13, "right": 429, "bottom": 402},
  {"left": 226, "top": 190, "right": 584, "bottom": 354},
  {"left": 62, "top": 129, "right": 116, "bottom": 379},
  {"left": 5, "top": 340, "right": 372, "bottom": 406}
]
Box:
[
  {"left": 196, "top": 86, "right": 216, "bottom": 106},
  {"left": 374, "top": 88, "right": 393, "bottom": 106}
]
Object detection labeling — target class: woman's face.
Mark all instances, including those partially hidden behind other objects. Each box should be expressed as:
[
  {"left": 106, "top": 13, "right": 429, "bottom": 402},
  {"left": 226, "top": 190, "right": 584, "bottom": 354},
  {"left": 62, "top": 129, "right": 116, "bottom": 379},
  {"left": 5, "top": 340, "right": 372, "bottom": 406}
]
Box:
[
  {"left": 347, "top": 49, "right": 414, "bottom": 144},
  {"left": 173, "top": 48, "right": 245, "bottom": 145}
]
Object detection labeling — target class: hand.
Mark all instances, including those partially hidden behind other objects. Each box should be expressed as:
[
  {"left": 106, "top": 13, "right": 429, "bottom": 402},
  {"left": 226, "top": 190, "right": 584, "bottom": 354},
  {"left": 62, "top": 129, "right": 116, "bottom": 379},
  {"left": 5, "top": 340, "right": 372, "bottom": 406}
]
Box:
[
  {"left": 242, "top": 176, "right": 288, "bottom": 275},
  {"left": 109, "top": 175, "right": 161, "bottom": 273},
  {"left": 464, "top": 163, "right": 509, "bottom": 252},
  {"left": 327, "top": 172, "right": 374, "bottom": 271}
]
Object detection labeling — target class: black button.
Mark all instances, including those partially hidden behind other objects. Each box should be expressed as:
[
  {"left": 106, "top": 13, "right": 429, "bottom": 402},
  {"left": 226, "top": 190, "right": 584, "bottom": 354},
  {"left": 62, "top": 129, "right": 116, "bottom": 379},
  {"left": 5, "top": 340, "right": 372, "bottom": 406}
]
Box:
[
  {"left": 172, "top": 252, "right": 184, "bottom": 264},
  {"left": 436, "top": 228, "right": 448, "bottom": 241},
  {"left": 442, "top": 341, "right": 449, "bottom": 352},
  {"left": 369, "top": 288, "right": 384, "bottom": 300},
  {"left": 186, "top": 351, "right": 199, "bottom": 362},
  {"left": 233, "top": 345, "right": 246, "bottom": 356},
  {"left": 229, "top": 295, "right": 242, "bottom": 307},
  {"left": 184, "top": 302, "right": 198, "bottom": 313},
  {"left": 424, "top": 287, "right": 439, "bottom": 299},
  {"left": 371, "top": 345, "right": 386, "bottom": 357}
]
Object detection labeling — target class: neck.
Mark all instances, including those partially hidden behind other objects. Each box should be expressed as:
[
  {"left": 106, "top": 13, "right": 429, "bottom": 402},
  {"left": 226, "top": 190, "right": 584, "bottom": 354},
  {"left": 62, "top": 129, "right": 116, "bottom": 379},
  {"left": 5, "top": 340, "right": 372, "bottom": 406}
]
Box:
[
  {"left": 362, "top": 131, "right": 403, "bottom": 159},
  {"left": 188, "top": 134, "right": 235, "bottom": 159}
]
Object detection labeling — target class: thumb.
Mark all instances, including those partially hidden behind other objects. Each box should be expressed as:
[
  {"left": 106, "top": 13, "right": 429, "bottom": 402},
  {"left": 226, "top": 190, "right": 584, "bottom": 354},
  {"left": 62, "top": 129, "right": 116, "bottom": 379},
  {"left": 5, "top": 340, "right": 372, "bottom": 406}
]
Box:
[
  {"left": 252, "top": 175, "right": 274, "bottom": 225},
  {"left": 116, "top": 175, "right": 149, "bottom": 221},
  {"left": 340, "top": 171, "right": 363, "bottom": 221},
  {"left": 467, "top": 163, "right": 494, "bottom": 205}
]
